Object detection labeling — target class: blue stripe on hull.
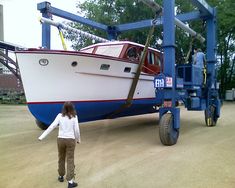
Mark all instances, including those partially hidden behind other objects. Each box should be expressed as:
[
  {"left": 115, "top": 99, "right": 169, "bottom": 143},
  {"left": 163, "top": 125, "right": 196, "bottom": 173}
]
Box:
[{"left": 28, "top": 98, "right": 162, "bottom": 126}]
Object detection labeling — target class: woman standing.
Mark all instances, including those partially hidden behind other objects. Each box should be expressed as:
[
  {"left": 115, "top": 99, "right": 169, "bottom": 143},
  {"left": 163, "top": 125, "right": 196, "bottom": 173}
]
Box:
[{"left": 39, "top": 102, "right": 81, "bottom": 188}]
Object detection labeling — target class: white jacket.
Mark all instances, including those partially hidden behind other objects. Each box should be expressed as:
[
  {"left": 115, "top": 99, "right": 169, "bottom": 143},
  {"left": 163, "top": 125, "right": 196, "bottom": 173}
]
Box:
[{"left": 38, "top": 113, "right": 81, "bottom": 143}]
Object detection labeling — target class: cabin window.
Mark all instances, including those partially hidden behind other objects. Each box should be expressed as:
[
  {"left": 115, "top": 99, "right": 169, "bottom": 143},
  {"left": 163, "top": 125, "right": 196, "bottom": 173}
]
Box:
[
  {"left": 148, "top": 52, "right": 155, "bottom": 65},
  {"left": 124, "top": 67, "right": 131, "bottom": 73},
  {"left": 127, "top": 47, "right": 140, "bottom": 61},
  {"left": 95, "top": 45, "right": 123, "bottom": 57},
  {"left": 156, "top": 56, "right": 161, "bottom": 67},
  {"left": 100, "top": 64, "right": 110, "bottom": 70},
  {"left": 127, "top": 47, "right": 137, "bottom": 58},
  {"left": 80, "top": 47, "right": 94, "bottom": 53}
]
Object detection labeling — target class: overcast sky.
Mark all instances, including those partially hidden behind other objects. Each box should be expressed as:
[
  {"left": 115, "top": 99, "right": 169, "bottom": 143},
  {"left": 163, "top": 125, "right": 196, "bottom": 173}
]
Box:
[{"left": 0, "top": 0, "right": 82, "bottom": 50}]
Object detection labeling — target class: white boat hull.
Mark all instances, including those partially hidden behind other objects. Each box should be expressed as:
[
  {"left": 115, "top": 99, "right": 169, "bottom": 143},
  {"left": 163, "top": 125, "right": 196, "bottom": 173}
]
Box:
[{"left": 16, "top": 50, "right": 161, "bottom": 124}]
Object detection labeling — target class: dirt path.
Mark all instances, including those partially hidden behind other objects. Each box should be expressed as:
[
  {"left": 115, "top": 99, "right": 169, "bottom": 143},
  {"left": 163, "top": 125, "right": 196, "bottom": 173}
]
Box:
[{"left": 0, "top": 103, "right": 235, "bottom": 188}]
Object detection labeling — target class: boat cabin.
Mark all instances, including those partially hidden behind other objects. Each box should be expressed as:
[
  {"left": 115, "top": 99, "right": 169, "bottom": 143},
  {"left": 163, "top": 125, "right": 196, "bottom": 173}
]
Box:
[{"left": 80, "top": 41, "right": 162, "bottom": 75}]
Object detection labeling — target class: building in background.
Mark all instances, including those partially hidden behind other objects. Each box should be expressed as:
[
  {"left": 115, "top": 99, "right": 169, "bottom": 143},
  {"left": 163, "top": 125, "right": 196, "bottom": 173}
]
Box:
[
  {"left": 0, "top": 5, "right": 24, "bottom": 103},
  {"left": 0, "top": 74, "right": 23, "bottom": 92}
]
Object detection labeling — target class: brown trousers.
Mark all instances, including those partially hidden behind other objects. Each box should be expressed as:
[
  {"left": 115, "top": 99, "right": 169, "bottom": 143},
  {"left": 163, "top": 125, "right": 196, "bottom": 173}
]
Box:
[{"left": 57, "top": 138, "right": 76, "bottom": 181}]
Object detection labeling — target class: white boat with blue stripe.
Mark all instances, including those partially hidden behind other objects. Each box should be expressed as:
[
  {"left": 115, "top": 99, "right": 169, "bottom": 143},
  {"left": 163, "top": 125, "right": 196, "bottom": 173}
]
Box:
[{"left": 16, "top": 41, "right": 163, "bottom": 129}]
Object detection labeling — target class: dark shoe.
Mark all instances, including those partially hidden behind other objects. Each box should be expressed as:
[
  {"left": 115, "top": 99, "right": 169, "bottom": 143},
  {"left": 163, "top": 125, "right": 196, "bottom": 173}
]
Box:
[
  {"left": 58, "top": 176, "right": 64, "bottom": 182},
  {"left": 68, "top": 182, "right": 78, "bottom": 188}
]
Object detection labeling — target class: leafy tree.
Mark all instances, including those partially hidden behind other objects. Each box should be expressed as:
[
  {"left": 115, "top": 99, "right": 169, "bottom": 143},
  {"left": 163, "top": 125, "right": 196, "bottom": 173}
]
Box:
[
  {"left": 206, "top": 0, "right": 235, "bottom": 97},
  {"left": 65, "top": 0, "right": 162, "bottom": 50}
]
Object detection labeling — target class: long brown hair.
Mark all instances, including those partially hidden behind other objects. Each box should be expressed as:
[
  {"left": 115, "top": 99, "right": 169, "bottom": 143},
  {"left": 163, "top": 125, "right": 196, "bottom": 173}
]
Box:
[{"left": 61, "top": 102, "right": 77, "bottom": 119}]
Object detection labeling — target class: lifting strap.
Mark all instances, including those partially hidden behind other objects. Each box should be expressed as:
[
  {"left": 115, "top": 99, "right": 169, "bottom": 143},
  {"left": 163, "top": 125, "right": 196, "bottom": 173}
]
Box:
[
  {"left": 203, "top": 61, "right": 207, "bottom": 85},
  {"left": 58, "top": 27, "right": 67, "bottom": 50},
  {"left": 107, "top": 16, "right": 158, "bottom": 118},
  {"left": 203, "top": 68, "right": 207, "bottom": 85}
]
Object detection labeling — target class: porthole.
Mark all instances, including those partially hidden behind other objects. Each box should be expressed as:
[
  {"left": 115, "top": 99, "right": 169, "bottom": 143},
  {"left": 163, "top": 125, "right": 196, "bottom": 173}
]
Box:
[
  {"left": 124, "top": 67, "right": 131, "bottom": 73},
  {"left": 71, "top": 61, "right": 78, "bottom": 67},
  {"left": 39, "top": 59, "right": 49, "bottom": 66},
  {"left": 100, "top": 64, "right": 110, "bottom": 70}
]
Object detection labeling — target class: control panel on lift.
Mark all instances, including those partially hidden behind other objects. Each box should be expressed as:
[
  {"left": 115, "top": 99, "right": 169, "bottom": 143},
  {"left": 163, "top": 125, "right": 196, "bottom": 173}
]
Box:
[
  {"left": 154, "top": 63, "right": 206, "bottom": 111},
  {"left": 176, "top": 63, "right": 206, "bottom": 111}
]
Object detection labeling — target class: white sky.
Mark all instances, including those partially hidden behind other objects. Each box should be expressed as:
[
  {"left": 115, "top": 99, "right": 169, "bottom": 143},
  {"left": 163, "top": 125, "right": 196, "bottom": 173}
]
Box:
[{"left": 0, "top": 0, "right": 83, "bottom": 50}]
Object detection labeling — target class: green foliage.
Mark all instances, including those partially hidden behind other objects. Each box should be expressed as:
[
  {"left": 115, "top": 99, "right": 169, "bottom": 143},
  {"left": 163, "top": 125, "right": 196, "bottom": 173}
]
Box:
[
  {"left": 0, "top": 91, "right": 26, "bottom": 104},
  {"left": 209, "top": 0, "right": 235, "bottom": 96},
  {"left": 65, "top": 0, "right": 163, "bottom": 50}
]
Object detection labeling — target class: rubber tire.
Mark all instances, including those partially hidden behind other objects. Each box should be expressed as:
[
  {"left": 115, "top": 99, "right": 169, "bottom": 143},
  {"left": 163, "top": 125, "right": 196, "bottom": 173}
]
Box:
[
  {"left": 159, "top": 113, "right": 179, "bottom": 146},
  {"left": 35, "top": 119, "right": 48, "bottom": 130},
  {"left": 204, "top": 105, "right": 218, "bottom": 127}
]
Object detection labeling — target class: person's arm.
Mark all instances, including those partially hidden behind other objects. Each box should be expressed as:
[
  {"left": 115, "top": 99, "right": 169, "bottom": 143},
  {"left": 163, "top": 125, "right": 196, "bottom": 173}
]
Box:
[
  {"left": 74, "top": 116, "right": 81, "bottom": 143},
  {"left": 38, "top": 114, "right": 60, "bottom": 141}
]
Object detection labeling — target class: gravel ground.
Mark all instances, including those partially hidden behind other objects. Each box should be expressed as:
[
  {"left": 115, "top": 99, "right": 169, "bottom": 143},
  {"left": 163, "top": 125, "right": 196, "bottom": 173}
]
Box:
[{"left": 0, "top": 102, "right": 235, "bottom": 188}]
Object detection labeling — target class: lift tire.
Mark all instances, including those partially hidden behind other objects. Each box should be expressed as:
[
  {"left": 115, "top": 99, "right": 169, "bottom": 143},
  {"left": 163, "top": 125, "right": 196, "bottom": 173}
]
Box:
[
  {"left": 204, "top": 105, "right": 218, "bottom": 127},
  {"left": 35, "top": 119, "right": 48, "bottom": 130},
  {"left": 159, "top": 113, "right": 179, "bottom": 146}
]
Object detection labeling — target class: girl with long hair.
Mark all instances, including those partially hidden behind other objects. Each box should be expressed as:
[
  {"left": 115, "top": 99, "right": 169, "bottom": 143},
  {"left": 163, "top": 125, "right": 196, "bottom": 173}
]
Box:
[{"left": 39, "top": 102, "right": 81, "bottom": 188}]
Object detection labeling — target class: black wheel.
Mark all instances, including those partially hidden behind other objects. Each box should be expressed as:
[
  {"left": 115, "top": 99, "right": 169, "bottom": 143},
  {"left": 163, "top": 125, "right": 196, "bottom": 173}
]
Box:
[
  {"left": 204, "top": 105, "right": 218, "bottom": 127},
  {"left": 159, "top": 113, "right": 179, "bottom": 146},
  {"left": 35, "top": 119, "right": 48, "bottom": 130}
]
